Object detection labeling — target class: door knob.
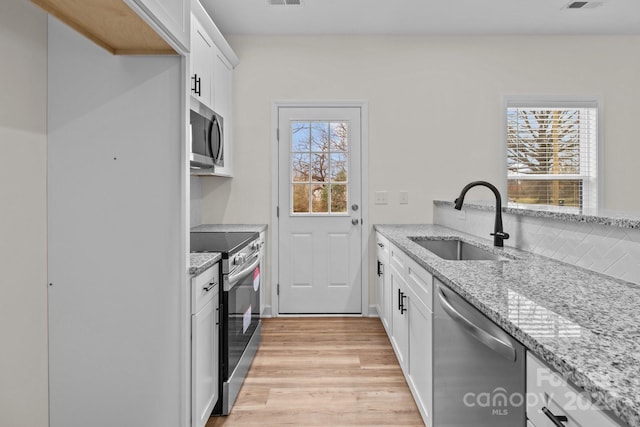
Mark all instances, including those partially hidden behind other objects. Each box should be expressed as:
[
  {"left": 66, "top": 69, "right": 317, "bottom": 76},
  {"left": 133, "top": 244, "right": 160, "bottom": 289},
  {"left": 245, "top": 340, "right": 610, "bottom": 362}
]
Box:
[
  {"left": 351, "top": 218, "right": 359, "bottom": 225},
  {"left": 351, "top": 204, "right": 359, "bottom": 211}
]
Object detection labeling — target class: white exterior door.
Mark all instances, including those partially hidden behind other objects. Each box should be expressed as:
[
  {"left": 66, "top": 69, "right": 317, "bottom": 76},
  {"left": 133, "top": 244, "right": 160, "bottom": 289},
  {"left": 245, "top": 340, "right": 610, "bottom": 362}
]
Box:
[{"left": 278, "top": 107, "right": 363, "bottom": 314}]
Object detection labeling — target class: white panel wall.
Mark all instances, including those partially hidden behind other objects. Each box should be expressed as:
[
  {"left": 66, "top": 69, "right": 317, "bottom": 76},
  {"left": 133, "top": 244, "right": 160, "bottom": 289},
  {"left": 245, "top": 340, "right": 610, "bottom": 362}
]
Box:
[
  {"left": 47, "top": 17, "right": 186, "bottom": 427},
  {"left": 0, "top": 1, "right": 48, "bottom": 426}
]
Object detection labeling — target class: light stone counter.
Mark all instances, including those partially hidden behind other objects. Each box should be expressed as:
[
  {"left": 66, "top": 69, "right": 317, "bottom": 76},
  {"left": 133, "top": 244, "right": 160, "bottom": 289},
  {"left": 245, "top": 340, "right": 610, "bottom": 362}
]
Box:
[
  {"left": 189, "top": 252, "right": 221, "bottom": 276},
  {"left": 376, "top": 224, "right": 640, "bottom": 427},
  {"left": 191, "top": 224, "right": 267, "bottom": 233}
]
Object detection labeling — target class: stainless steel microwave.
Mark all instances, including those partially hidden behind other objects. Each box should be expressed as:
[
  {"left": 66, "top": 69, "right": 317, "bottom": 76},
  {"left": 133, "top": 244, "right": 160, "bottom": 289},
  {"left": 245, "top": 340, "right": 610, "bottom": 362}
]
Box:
[{"left": 189, "top": 99, "right": 223, "bottom": 169}]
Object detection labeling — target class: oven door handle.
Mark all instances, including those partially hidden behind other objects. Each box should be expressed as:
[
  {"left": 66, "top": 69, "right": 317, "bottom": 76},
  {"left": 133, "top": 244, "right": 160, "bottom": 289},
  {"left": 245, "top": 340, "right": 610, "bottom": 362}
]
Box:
[{"left": 227, "top": 253, "right": 261, "bottom": 291}]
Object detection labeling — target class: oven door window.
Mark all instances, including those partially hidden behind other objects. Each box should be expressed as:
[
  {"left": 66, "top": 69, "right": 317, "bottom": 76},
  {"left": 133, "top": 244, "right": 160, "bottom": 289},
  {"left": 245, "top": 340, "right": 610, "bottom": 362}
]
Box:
[{"left": 226, "top": 266, "right": 260, "bottom": 378}]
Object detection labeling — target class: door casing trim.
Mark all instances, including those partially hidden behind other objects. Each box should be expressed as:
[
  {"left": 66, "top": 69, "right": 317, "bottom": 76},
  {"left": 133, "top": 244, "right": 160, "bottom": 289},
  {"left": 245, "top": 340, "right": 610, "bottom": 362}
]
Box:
[{"left": 271, "top": 100, "right": 370, "bottom": 317}]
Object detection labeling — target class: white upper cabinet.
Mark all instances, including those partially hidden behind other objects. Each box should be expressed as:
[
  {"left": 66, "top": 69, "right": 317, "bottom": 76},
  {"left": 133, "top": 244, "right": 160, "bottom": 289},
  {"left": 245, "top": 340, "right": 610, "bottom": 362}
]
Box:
[
  {"left": 213, "top": 51, "right": 233, "bottom": 119},
  {"left": 190, "top": 16, "right": 214, "bottom": 108},
  {"left": 127, "top": 0, "right": 190, "bottom": 52},
  {"left": 190, "top": 0, "right": 239, "bottom": 177}
]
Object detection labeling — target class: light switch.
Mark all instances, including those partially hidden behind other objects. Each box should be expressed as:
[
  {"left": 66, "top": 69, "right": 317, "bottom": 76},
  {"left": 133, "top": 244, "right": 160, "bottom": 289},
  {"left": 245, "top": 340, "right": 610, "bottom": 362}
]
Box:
[
  {"left": 399, "top": 191, "right": 409, "bottom": 204},
  {"left": 375, "top": 191, "right": 388, "bottom": 205}
]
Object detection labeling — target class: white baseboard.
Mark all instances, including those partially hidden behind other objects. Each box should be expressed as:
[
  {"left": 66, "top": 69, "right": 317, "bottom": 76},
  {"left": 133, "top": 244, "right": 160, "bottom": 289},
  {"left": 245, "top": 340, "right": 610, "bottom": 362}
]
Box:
[
  {"left": 368, "top": 305, "right": 379, "bottom": 317},
  {"left": 261, "top": 305, "right": 273, "bottom": 318}
]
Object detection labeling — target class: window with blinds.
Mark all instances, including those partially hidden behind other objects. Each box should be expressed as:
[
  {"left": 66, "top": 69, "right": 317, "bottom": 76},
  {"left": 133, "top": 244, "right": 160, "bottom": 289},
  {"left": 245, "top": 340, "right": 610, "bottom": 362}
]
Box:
[{"left": 506, "top": 100, "right": 598, "bottom": 212}]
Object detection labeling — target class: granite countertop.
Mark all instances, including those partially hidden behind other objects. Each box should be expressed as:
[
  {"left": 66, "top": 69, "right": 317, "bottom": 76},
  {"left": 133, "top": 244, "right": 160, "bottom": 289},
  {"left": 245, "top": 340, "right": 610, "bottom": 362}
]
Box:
[
  {"left": 375, "top": 224, "right": 640, "bottom": 427},
  {"left": 191, "top": 224, "right": 267, "bottom": 233},
  {"left": 189, "top": 252, "right": 221, "bottom": 276},
  {"left": 434, "top": 200, "right": 640, "bottom": 230}
]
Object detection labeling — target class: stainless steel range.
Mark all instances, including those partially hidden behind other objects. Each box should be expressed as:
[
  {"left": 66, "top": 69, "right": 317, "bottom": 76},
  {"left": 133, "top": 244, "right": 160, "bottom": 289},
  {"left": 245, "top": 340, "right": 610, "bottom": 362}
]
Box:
[{"left": 190, "top": 231, "right": 263, "bottom": 416}]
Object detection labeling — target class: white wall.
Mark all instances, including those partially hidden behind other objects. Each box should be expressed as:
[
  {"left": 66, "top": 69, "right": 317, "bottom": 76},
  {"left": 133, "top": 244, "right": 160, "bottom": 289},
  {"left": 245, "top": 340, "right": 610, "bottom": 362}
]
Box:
[
  {"left": 198, "top": 35, "right": 640, "bottom": 309},
  {"left": 0, "top": 1, "right": 49, "bottom": 426}
]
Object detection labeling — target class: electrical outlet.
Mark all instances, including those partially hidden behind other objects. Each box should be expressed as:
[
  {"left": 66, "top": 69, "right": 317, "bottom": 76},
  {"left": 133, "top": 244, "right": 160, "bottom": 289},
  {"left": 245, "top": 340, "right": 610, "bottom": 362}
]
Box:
[
  {"left": 375, "top": 191, "right": 388, "bottom": 205},
  {"left": 399, "top": 191, "right": 409, "bottom": 205}
]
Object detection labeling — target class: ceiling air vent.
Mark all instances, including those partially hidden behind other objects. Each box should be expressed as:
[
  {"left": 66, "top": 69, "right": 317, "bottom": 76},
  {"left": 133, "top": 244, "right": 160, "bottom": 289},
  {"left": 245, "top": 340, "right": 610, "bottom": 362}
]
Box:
[
  {"left": 269, "top": 0, "right": 302, "bottom": 5},
  {"left": 564, "top": 1, "right": 603, "bottom": 9}
]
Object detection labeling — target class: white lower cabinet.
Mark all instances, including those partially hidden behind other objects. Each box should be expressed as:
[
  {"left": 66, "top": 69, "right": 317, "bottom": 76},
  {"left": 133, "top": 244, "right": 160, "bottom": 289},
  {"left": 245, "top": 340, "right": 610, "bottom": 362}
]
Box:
[
  {"left": 405, "top": 256, "right": 433, "bottom": 426},
  {"left": 384, "top": 238, "right": 433, "bottom": 426},
  {"left": 376, "top": 233, "right": 391, "bottom": 334},
  {"left": 389, "top": 243, "right": 409, "bottom": 371},
  {"left": 526, "top": 352, "right": 621, "bottom": 427},
  {"left": 191, "top": 263, "right": 220, "bottom": 427}
]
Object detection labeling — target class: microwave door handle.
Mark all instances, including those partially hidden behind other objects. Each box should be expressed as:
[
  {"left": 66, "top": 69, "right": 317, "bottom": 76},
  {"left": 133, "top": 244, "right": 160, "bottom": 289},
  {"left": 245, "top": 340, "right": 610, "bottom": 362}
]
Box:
[
  {"left": 207, "top": 117, "right": 215, "bottom": 159},
  {"left": 214, "top": 116, "right": 223, "bottom": 162}
]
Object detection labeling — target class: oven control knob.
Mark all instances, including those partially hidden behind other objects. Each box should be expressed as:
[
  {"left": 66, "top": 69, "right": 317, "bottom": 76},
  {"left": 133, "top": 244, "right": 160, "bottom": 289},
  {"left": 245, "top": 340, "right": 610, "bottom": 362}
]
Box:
[{"left": 234, "top": 254, "right": 246, "bottom": 265}]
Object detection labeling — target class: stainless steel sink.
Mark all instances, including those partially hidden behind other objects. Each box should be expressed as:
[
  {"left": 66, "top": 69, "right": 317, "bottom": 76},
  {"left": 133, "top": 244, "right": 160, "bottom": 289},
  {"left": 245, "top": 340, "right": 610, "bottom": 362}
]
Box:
[{"left": 409, "top": 237, "right": 508, "bottom": 261}]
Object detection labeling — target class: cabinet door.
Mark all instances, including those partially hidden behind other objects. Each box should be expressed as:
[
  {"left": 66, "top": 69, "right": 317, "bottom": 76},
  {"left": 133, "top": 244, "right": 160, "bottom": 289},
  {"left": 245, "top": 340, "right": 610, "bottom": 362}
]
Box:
[
  {"left": 213, "top": 50, "right": 232, "bottom": 118},
  {"left": 376, "top": 258, "right": 389, "bottom": 332},
  {"left": 129, "top": 0, "right": 189, "bottom": 51},
  {"left": 210, "top": 49, "right": 234, "bottom": 176},
  {"left": 190, "top": 17, "right": 213, "bottom": 108},
  {"left": 192, "top": 293, "right": 218, "bottom": 427},
  {"left": 406, "top": 284, "right": 433, "bottom": 426},
  {"left": 376, "top": 234, "right": 391, "bottom": 333},
  {"left": 390, "top": 263, "right": 408, "bottom": 371}
]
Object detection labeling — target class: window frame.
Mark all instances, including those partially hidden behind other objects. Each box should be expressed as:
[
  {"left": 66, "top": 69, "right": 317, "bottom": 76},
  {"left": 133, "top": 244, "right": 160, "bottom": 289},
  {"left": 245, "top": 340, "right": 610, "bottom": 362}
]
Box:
[
  {"left": 289, "top": 119, "right": 351, "bottom": 216},
  {"left": 502, "top": 95, "right": 604, "bottom": 213}
]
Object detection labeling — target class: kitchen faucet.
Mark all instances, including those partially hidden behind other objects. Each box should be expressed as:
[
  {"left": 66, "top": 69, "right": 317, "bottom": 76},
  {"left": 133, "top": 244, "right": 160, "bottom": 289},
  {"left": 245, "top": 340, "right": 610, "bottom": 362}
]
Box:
[{"left": 454, "top": 181, "right": 510, "bottom": 247}]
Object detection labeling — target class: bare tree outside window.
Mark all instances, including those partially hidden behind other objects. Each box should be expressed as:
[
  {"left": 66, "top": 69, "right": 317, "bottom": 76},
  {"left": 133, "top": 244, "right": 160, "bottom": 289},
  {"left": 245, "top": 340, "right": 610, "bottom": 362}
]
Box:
[
  {"left": 507, "top": 107, "right": 595, "bottom": 209},
  {"left": 291, "top": 121, "right": 349, "bottom": 214}
]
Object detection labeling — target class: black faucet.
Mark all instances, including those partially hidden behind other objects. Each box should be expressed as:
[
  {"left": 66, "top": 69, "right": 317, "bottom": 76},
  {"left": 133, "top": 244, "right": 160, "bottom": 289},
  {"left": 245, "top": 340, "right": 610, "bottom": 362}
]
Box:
[{"left": 454, "top": 181, "right": 510, "bottom": 247}]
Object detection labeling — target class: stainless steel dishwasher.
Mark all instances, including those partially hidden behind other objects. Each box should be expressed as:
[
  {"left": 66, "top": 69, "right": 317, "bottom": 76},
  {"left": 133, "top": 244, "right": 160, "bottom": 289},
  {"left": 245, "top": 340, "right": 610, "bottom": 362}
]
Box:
[{"left": 434, "top": 279, "right": 526, "bottom": 427}]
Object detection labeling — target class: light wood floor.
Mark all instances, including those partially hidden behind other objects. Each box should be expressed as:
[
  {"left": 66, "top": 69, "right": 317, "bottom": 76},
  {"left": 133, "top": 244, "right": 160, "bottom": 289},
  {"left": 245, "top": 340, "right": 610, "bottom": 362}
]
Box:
[{"left": 207, "top": 317, "right": 424, "bottom": 427}]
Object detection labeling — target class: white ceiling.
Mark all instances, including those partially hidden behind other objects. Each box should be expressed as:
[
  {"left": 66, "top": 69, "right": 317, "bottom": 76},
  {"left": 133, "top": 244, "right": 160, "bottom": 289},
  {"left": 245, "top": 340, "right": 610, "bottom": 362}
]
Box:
[{"left": 201, "top": 0, "right": 640, "bottom": 36}]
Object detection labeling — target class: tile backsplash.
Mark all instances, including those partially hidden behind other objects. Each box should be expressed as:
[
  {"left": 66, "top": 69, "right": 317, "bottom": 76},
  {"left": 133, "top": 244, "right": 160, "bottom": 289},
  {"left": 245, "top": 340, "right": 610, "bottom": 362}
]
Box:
[{"left": 434, "top": 203, "right": 640, "bottom": 284}]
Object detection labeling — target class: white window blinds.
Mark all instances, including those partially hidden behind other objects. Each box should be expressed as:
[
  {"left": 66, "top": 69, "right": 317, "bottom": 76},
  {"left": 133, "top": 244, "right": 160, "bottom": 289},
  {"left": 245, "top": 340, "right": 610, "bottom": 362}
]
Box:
[{"left": 506, "top": 100, "right": 598, "bottom": 212}]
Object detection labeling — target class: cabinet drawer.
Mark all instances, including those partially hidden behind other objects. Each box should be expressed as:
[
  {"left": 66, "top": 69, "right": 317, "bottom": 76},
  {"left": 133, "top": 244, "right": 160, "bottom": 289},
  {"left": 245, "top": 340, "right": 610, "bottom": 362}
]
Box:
[
  {"left": 192, "top": 262, "right": 219, "bottom": 314},
  {"left": 526, "top": 352, "right": 620, "bottom": 427},
  {"left": 376, "top": 233, "right": 390, "bottom": 260},
  {"left": 390, "top": 243, "right": 406, "bottom": 272},
  {"left": 405, "top": 256, "right": 433, "bottom": 311}
]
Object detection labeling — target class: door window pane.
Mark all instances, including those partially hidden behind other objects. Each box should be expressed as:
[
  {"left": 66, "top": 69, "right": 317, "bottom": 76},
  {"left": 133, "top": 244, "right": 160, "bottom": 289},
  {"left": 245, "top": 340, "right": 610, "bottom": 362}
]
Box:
[
  {"left": 292, "top": 122, "right": 310, "bottom": 151},
  {"left": 292, "top": 184, "right": 310, "bottom": 213},
  {"left": 330, "top": 122, "right": 348, "bottom": 152},
  {"left": 330, "top": 153, "right": 348, "bottom": 182},
  {"left": 311, "top": 183, "right": 329, "bottom": 213},
  {"left": 292, "top": 153, "right": 310, "bottom": 182},
  {"left": 290, "top": 120, "right": 350, "bottom": 215},
  {"left": 330, "top": 184, "right": 347, "bottom": 213},
  {"left": 311, "top": 153, "right": 329, "bottom": 182}
]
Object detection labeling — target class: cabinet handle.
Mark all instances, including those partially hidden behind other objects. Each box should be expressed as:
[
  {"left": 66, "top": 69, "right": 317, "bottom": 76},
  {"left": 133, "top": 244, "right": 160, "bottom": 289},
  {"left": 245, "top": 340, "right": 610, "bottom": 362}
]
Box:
[
  {"left": 191, "top": 74, "right": 201, "bottom": 96},
  {"left": 400, "top": 292, "right": 407, "bottom": 314},
  {"left": 215, "top": 307, "right": 220, "bottom": 326},
  {"left": 398, "top": 289, "right": 407, "bottom": 314},
  {"left": 542, "top": 407, "right": 568, "bottom": 427},
  {"left": 203, "top": 281, "right": 217, "bottom": 293},
  {"left": 377, "top": 242, "right": 385, "bottom": 248},
  {"left": 377, "top": 260, "right": 384, "bottom": 277}
]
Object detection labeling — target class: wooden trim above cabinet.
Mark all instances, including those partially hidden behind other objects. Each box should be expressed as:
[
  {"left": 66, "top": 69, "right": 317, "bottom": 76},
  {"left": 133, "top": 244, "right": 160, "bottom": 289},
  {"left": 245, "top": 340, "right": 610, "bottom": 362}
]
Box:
[{"left": 32, "top": 0, "right": 177, "bottom": 55}]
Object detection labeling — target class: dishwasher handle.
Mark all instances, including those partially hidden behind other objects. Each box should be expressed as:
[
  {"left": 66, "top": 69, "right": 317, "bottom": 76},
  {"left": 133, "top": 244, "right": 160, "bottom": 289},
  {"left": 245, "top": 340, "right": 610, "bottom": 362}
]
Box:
[{"left": 437, "top": 287, "right": 516, "bottom": 362}]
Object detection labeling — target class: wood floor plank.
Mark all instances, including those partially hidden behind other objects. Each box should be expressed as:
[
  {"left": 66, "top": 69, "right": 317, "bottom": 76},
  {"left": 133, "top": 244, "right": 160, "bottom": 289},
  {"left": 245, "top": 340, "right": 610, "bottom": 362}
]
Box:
[{"left": 206, "top": 317, "right": 424, "bottom": 427}]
